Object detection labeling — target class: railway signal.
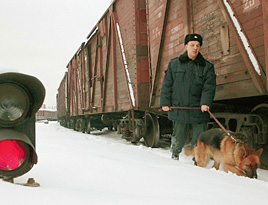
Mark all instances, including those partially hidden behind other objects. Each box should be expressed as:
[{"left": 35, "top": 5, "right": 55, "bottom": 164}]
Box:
[{"left": 0, "top": 72, "right": 45, "bottom": 179}]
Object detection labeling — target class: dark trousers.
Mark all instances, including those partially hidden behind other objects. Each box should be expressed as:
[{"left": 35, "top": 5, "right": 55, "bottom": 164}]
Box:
[{"left": 171, "top": 121, "right": 207, "bottom": 155}]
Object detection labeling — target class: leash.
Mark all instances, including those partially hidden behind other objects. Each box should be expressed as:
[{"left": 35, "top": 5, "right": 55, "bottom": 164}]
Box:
[
  {"left": 164, "top": 106, "right": 239, "bottom": 143},
  {"left": 206, "top": 109, "right": 238, "bottom": 143}
]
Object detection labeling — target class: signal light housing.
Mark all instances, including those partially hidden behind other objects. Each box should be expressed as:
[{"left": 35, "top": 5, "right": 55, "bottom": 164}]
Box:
[{"left": 0, "top": 72, "right": 45, "bottom": 179}]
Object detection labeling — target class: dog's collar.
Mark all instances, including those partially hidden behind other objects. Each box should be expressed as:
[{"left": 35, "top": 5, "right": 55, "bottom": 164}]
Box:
[
  {"left": 230, "top": 135, "right": 244, "bottom": 144},
  {"left": 235, "top": 166, "right": 246, "bottom": 175}
]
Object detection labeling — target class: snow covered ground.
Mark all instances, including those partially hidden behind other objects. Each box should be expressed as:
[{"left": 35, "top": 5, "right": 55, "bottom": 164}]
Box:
[{"left": 1, "top": 121, "right": 268, "bottom": 205}]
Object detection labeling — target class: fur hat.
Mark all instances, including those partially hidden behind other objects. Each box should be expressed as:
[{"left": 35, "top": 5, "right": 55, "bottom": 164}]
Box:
[{"left": 184, "top": 34, "right": 203, "bottom": 46}]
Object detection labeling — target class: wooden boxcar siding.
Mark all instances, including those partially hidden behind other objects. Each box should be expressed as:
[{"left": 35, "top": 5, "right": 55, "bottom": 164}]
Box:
[
  {"left": 68, "top": 62, "right": 74, "bottom": 116},
  {"left": 212, "top": 0, "right": 267, "bottom": 100},
  {"left": 77, "top": 46, "right": 87, "bottom": 112},
  {"left": 57, "top": 72, "right": 68, "bottom": 118},
  {"left": 72, "top": 55, "right": 80, "bottom": 116},
  {"left": 234, "top": 1, "right": 266, "bottom": 77},
  {"left": 84, "top": 44, "right": 91, "bottom": 110},
  {"left": 66, "top": 0, "right": 149, "bottom": 116},
  {"left": 115, "top": 0, "right": 150, "bottom": 110},
  {"left": 88, "top": 34, "right": 98, "bottom": 112},
  {"left": 60, "top": 0, "right": 267, "bottom": 117},
  {"left": 192, "top": 0, "right": 239, "bottom": 87},
  {"left": 116, "top": 0, "right": 137, "bottom": 110},
  {"left": 148, "top": 0, "right": 267, "bottom": 107},
  {"left": 87, "top": 32, "right": 103, "bottom": 113},
  {"left": 148, "top": 0, "right": 187, "bottom": 107}
]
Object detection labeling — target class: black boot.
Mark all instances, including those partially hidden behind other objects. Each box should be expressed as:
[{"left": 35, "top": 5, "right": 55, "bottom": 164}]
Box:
[{"left": 172, "top": 153, "right": 179, "bottom": 160}]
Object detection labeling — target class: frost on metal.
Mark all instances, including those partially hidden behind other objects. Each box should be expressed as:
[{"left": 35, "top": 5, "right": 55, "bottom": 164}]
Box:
[
  {"left": 116, "top": 23, "right": 136, "bottom": 107},
  {"left": 223, "top": 0, "right": 261, "bottom": 76}
]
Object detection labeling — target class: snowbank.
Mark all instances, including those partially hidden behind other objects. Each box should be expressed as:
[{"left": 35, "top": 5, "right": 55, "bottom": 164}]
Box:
[{"left": 0, "top": 122, "right": 268, "bottom": 205}]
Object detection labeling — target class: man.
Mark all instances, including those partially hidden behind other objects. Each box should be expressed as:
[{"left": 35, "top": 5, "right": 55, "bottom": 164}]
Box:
[{"left": 160, "top": 34, "right": 216, "bottom": 160}]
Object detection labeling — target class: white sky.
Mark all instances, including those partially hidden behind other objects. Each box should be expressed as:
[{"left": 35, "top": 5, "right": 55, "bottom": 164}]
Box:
[{"left": 0, "top": 0, "right": 112, "bottom": 107}]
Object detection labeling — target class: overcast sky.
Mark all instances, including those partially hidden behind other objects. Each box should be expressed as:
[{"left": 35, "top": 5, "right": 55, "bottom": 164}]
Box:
[{"left": 0, "top": 0, "right": 112, "bottom": 107}]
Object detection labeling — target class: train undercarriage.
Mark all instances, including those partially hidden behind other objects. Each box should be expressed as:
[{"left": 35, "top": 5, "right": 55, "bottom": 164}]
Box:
[{"left": 59, "top": 102, "right": 268, "bottom": 168}]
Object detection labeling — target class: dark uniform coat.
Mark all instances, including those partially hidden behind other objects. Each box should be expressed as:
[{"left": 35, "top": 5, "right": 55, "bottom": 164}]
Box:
[{"left": 160, "top": 52, "right": 216, "bottom": 123}]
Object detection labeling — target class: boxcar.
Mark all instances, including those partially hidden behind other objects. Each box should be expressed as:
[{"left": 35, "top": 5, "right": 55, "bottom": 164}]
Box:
[
  {"left": 57, "top": 72, "right": 68, "bottom": 125},
  {"left": 57, "top": 0, "right": 268, "bottom": 166}
]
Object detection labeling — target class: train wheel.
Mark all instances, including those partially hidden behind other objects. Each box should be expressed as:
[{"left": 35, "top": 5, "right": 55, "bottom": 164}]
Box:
[
  {"left": 108, "top": 126, "right": 113, "bottom": 131},
  {"left": 70, "top": 119, "right": 75, "bottom": 130},
  {"left": 251, "top": 103, "right": 268, "bottom": 115},
  {"left": 63, "top": 120, "right": 67, "bottom": 127},
  {"left": 86, "top": 120, "right": 91, "bottom": 134},
  {"left": 251, "top": 103, "right": 268, "bottom": 169},
  {"left": 74, "top": 119, "right": 83, "bottom": 132},
  {"left": 78, "top": 119, "right": 86, "bottom": 133},
  {"left": 75, "top": 120, "right": 81, "bottom": 132},
  {"left": 66, "top": 120, "right": 70, "bottom": 128},
  {"left": 113, "top": 122, "right": 118, "bottom": 131},
  {"left": 142, "top": 113, "right": 160, "bottom": 148}
]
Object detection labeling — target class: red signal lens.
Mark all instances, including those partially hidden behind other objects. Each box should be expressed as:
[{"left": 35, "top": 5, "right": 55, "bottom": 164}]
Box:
[{"left": 0, "top": 140, "right": 27, "bottom": 171}]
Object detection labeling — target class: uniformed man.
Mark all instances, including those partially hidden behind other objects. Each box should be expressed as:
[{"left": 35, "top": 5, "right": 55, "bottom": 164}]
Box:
[{"left": 160, "top": 34, "right": 216, "bottom": 160}]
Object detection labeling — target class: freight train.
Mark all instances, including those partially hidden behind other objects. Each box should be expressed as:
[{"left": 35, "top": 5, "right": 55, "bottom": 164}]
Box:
[{"left": 57, "top": 0, "right": 268, "bottom": 167}]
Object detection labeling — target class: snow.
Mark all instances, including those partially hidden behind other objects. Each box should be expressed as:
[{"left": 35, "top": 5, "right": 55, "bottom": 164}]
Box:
[
  {"left": 1, "top": 121, "right": 268, "bottom": 205},
  {"left": 116, "top": 23, "right": 136, "bottom": 107}
]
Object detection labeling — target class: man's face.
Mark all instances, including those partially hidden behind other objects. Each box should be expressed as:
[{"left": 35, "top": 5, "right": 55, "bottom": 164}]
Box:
[{"left": 185, "top": 41, "right": 201, "bottom": 60}]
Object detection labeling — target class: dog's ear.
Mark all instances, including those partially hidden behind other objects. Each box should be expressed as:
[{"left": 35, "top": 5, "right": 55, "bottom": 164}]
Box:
[
  {"left": 255, "top": 148, "right": 263, "bottom": 156},
  {"left": 240, "top": 146, "right": 248, "bottom": 159}
]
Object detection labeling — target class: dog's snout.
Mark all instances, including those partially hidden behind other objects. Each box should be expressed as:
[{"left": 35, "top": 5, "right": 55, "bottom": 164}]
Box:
[
  {"left": 250, "top": 175, "right": 257, "bottom": 179},
  {"left": 245, "top": 171, "right": 257, "bottom": 179}
]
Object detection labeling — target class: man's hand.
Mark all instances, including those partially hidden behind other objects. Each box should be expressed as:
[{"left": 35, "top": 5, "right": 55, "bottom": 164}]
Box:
[
  {"left": 201, "top": 105, "right": 209, "bottom": 112},
  {"left": 162, "top": 106, "right": 171, "bottom": 111}
]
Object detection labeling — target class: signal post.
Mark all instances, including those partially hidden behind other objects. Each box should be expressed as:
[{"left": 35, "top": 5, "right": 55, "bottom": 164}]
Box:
[{"left": 0, "top": 72, "right": 45, "bottom": 183}]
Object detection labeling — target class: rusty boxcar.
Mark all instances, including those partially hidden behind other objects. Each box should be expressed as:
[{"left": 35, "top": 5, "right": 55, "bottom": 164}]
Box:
[
  {"left": 57, "top": 0, "right": 268, "bottom": 165},
  {"left": 58, "top": 0, "right": 151, "bottom": 137},
  {"left": 57, "top": 72, "right": 68, "bottom": 121}
]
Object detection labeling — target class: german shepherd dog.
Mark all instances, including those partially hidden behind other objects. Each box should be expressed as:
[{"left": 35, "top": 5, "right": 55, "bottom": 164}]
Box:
[{"left": 185, "top": 128, "right": 263, "bottom": 178}]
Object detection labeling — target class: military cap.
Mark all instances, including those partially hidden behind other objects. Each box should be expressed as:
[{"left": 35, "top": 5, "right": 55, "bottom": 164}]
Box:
[{"left": 184, "top": 34, "right": 203, "bottom": 46}]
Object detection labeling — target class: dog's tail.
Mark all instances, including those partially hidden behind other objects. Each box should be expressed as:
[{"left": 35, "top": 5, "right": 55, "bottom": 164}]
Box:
[{"left": 184, "top": 146, "right": 195, "bottom": 156}]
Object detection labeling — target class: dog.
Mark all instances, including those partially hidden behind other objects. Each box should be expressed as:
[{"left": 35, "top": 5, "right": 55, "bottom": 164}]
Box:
[{"left": 184, "top": 128, "right": 263, "bottom": 178}]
